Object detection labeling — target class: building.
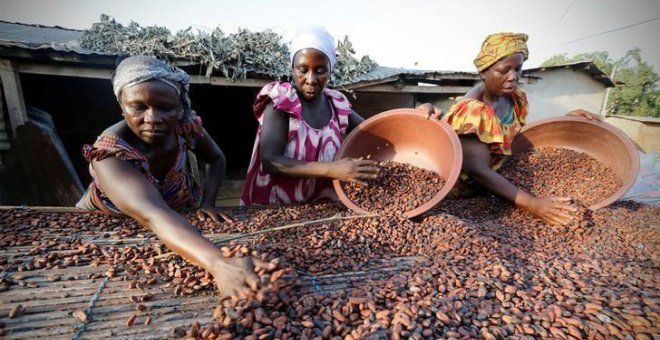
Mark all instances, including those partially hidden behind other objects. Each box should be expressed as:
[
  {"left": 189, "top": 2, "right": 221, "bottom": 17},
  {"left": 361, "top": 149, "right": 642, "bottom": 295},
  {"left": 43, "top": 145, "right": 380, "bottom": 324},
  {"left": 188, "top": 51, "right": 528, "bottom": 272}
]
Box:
[
  {"left": 605, "top": 115, "right": 660, "bottom": 153},
  {"left": 519, "top": 61, "right": 615, "bottom": 122}
]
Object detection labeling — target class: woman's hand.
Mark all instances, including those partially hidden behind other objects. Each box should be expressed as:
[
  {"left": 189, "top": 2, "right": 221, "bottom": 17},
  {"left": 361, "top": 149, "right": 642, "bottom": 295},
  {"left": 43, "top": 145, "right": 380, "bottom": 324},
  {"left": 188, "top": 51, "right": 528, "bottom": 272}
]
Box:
[
  {"left": 196, "top": 205, "right": 234, "bottom": 223},
  {"left": 526, "top": 196, "right": 577, "bottom": 225},
  {"left": 328, "top": 158, "right": 379, "bottom": 185},
  {"left": 566, "top": 109, "right": 603, "bottom": 121},
  {"left": 211, "top": 257, "right": 262, "bottom": 296},
  {"left": 416, "top": 103, "right": 443, "bottom": 120}
]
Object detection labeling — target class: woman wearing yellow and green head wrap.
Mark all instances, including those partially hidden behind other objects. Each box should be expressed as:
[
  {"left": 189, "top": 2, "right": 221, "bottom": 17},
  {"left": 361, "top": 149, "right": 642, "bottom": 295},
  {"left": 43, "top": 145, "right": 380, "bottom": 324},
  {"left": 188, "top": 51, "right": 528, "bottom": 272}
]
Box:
[{"left": 442, "top": 32, "right": 601, "bottom": 226}]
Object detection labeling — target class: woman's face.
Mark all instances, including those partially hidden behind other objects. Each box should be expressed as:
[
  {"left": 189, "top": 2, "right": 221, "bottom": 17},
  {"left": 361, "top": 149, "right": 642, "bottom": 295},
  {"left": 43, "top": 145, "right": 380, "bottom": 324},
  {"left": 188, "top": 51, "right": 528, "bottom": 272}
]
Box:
[
  {"left": 292, "top": 48, "right": 331, "bottom": 101},
  {"left": 119, "top": 80, "right": 182, "bottom": 144},
  {"left": 482, "top": 53, "right": 524, "bottom": 97}
]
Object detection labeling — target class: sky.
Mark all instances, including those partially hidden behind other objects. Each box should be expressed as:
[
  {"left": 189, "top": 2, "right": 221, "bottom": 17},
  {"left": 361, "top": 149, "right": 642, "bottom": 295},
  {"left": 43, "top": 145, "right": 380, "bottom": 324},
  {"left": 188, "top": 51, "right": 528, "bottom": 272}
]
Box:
[{"left": 0, "top": 0, "right": 659, "bottom": 73}]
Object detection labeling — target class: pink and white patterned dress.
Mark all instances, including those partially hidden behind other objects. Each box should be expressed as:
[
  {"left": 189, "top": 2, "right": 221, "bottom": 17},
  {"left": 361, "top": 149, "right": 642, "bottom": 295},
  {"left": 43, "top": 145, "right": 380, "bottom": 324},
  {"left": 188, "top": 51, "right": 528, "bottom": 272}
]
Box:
[{"left": 240, "top": 81, "right": 352, "bottom": 206}]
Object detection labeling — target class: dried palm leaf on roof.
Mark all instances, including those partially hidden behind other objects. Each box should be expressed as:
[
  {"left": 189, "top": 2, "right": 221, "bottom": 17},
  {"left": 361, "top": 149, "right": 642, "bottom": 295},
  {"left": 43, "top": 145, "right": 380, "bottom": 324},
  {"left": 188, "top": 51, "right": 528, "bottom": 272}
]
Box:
[
  {"left": 79, "top": 15, "right": 377, "bottom": 83},
  {"left": 332, "top": 35, "right": 378, "bottom": 87},
  {"left": 214, "top": 29, "right": 290, "bottom": 80}
]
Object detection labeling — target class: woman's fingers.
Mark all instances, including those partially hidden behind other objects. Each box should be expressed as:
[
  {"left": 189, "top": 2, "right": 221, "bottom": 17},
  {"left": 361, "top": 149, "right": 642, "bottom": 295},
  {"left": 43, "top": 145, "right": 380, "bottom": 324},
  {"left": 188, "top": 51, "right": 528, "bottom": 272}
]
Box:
[
  {"left": 553, "top": 203, "right": 577, "bottom": 213},
  {"left": 355, "top": 159, "right": 378, "bottom": 166},
  {"left": 196, "top": 208, "right": 219, "bottom": 222},
  {"left": 544, "top": 206, "right": 575, "bottom": 225},
  {"left": 244, "top": 271, "right": 260, "bottom": 291},
  {"left": 253, "top": 258, "right": 276, "bottom": 272},
  {"left": 195, "top": 209, "right": 205, "bottom": 221},
  {"left": 358, "top": 165, "right": 380, "bottom": 174},
  {"left": 348, "top": 178, "right": 368, "bottom": 186},
  {"left": 219, "top": 211, "right": 234, "bottom": 223},
  {"left": 553, "top": 211, "right": 574, "bottom": 224},
  {"left": 208, "top": 210, "right": 221, "bottom": 223},
  {"left": 548, "top": 197, "right": 577, "bottom": 211}
]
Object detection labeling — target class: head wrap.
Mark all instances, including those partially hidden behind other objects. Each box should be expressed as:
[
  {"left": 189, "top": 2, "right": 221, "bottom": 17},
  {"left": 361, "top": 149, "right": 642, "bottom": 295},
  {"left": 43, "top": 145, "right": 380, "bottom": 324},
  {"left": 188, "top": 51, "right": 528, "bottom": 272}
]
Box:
[
  {"left": 290, "top": 26, "right": 337, "bottom": 71},
  {"left": 112, "top": 55, "right": 192, "bottom": 115},
  {"left": 474, "top": 33, "right": 529, "bottom": 72}
]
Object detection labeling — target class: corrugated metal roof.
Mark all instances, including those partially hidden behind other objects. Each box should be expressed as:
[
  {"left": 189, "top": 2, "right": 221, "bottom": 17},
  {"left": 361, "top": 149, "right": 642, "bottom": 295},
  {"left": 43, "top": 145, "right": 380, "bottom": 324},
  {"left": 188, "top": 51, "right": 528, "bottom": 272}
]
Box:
[
  {"left": 347, "top": 66, "right": 475, "bottom": 82},
  {"left": 0, "top": 21, "right": 113, "bottom": 56},
  {"left": 523, "top": 61, "right": 615, "bottom": 87},
  {"left": 339, "top": 66, "right": 480, "bottom": 89}
]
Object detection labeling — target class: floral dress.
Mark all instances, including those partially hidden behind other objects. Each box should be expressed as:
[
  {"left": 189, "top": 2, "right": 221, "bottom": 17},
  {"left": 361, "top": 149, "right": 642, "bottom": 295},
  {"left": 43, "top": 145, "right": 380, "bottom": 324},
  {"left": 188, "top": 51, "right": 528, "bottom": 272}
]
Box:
[{"left": 443, "top": 87, "right": 528, "bottom": 196}]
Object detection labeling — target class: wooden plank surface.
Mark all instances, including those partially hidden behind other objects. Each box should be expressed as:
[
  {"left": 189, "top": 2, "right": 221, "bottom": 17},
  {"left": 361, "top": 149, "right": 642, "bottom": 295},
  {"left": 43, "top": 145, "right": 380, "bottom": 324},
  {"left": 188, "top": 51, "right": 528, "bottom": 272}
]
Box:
[
  {"left": 0, "top": 209, "right": 414, "bottom": 339},
  {"left": 356, "top": 84, "right": 472, "bottom": 94},
  {"left": 14, "top": 61, "right": 267, "bottom": 88}
]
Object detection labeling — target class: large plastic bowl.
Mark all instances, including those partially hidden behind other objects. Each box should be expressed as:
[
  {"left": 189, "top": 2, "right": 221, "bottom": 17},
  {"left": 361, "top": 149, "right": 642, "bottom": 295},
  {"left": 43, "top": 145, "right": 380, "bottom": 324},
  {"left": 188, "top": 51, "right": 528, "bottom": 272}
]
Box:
[
  {"left": 511, "top": 116, "right": 640, "bottom": 209},
  {"left": 333, "top": 108, "right": 463, "bottom": 218}
]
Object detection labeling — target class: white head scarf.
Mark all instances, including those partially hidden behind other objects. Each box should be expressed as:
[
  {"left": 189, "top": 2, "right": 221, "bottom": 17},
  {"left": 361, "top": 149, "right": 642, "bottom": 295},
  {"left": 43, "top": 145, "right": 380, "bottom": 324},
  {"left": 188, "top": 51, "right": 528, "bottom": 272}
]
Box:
[{"left": 290, "top": 26, "right": 337, "bottom": 71}]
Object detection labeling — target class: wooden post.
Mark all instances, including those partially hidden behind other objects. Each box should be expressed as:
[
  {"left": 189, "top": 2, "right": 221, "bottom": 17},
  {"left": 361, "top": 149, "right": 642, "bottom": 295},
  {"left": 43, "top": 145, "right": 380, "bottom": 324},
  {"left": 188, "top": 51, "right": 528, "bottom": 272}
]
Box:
[
  {"left": 0, "top": 76, "right": 8, "bottom": 150},
  {"left": 0, "top": 59, "right": 28, "bottom": 136},
  {"left": 601, "top": 65, "right": 618, "bottom": 116}
]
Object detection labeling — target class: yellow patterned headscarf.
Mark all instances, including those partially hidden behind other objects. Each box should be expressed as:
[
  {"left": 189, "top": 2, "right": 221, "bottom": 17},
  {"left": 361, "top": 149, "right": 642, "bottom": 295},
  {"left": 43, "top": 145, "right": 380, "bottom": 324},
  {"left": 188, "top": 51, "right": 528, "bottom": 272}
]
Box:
[{"left": 474, "top": 33, "right": 529, "bottom": 72}]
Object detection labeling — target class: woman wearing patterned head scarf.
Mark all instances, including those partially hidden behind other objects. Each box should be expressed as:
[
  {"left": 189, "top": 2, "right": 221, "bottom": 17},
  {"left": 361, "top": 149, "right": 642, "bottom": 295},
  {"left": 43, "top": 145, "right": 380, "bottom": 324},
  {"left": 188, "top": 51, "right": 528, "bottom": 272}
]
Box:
[
  {"left": 77, "top": 55, "right": 260, "bottom": 296},
  {"left": 443, "top": 33, "right": 601, "bottom": 226}
]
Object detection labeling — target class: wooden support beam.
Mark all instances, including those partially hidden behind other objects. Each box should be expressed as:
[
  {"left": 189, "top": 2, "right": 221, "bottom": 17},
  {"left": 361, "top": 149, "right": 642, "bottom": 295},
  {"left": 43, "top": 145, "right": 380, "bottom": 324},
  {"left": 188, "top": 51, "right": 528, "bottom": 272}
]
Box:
[
  {"left": 339, "top": 75, "right": 400, "bottom": 90},
  {"left": 0, "top": 78, "right": 7, "bottom": 147},
  {"left": 207, "top": 75, "right": 269, "bottom": 87},
  {"left": 0, "top": 59, "right": 28, "bottom": 135},
  {"left": 355, "top": 84, "right": 472, "bottom": 94},
  {"left": 0, "top": 206, "right": 88, "bottom": 213},
  {"left": 405, "top": 73, "right": 481, "bottom": 81},
  {"left": 15, "top": 61, "right": 269, "bottom": 87},
  {"left": 17, "top": 61, "right": 113, "bottom": 79}
]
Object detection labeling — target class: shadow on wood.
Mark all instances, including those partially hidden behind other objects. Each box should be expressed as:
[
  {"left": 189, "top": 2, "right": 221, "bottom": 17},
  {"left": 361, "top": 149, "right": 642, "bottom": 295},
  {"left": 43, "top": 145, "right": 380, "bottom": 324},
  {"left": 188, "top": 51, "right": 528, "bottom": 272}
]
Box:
[{"left": 0, "top": 121, "right": 83, "bottom": 206}]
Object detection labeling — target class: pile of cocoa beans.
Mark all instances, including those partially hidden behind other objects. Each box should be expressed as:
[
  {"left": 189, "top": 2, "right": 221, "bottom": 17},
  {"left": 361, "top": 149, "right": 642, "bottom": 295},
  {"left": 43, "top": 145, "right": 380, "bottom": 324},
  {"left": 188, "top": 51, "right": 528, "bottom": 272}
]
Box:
[
  {"left": 341, "top": 161, "right": 445, "bottom": 214},
  {"left": 1, "top": 193, "right": 658, "bottom": 339},
  {"left": 499, "top": 147, "right": 622, "bottom": 207}
]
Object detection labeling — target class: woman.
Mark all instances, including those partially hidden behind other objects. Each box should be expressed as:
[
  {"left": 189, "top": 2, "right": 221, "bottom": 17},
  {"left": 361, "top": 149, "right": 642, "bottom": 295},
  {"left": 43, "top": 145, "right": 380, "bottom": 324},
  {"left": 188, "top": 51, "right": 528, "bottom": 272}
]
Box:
[
  {"left": 77, "top": 56, "right": 259, "bottom": 296},
  {"left": 240, "top": 26, "right": 381, "bottom": 205},
  {"left": 439, "top": 33, "right": 600, "bottom": 225}
]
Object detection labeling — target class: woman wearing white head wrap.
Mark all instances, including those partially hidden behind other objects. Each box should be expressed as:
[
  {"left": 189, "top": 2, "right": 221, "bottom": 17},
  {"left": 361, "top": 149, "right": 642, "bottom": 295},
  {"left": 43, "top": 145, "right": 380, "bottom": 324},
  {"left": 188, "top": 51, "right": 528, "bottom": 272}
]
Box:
[
  {"left": 77, "top": 55, "right": 262, "bottom": 296},
  {"left": 289, "top": 25, "right": 337, "bottom": 71},
  {"left": 240, "top": 26, "right": 381, "bottom": 206}
]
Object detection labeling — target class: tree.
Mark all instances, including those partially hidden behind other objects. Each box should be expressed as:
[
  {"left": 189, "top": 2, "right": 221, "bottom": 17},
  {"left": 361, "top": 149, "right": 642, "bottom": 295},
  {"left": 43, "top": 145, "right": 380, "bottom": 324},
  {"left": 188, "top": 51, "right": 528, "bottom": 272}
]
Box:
[{"left": 541, "top": 48, "right": 659, "bottom": 117}]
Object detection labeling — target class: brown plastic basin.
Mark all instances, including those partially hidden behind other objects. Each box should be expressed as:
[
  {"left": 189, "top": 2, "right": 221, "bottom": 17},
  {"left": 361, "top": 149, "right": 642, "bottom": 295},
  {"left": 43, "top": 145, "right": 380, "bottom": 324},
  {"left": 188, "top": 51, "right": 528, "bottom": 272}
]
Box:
[
  {"left": 511, "top": 116, "right": 640, "bottom": 209},
  {"left": 333, "top": 108, "right": 463, "bottom": 218}
]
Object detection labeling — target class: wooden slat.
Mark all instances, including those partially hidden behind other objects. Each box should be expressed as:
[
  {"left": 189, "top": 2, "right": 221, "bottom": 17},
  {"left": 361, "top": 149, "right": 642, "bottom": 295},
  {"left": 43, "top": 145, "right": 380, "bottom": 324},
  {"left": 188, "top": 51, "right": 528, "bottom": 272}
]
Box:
[
  {"left": 339, "top": 75, "right": 400, "bottom": 90},
  {"left": 0, "top": 59, "right": 28, "bottom": 135},
  {"left": 0, "top": 81, "right": 8, "bottom": 148},
  {"left": 356, "top": 84, "right": 472, "bottom": 94},
  {"left": 0, "top": 208, "right": 418, "bottom": 339},
  {"left": 0, "top": 206, "right": 89, "bottom": 212},
  {"left": 16, "top": 61, "right": 113, "bottom": 79},
  {"left": 14, "top": 61, "right": 268, "bottom": 87}
]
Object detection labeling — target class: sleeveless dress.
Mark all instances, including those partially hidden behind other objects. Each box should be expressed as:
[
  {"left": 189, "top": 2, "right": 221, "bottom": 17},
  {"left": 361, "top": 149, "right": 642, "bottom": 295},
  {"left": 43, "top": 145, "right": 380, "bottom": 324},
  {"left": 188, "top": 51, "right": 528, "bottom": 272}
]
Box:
[{"left": 240, "top": 82, "right": 352, "bottom": 205}]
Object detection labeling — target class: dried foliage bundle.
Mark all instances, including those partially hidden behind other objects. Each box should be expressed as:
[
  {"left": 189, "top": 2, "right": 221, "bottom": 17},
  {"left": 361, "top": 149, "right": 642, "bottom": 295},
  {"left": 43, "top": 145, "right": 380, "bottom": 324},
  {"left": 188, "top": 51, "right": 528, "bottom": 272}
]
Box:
[{"left": 80, "top": 15, "right": 376, "bottom": 84}]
